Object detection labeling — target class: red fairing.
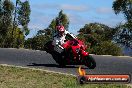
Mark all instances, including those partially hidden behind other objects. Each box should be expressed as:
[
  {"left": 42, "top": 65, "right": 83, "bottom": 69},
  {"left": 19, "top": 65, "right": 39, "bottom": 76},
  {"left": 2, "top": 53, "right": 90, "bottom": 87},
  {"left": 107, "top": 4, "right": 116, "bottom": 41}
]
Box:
[
  {"left": 81, "top": 50, "right": 89, "bottom": 56},
  {"left": 78, "top": 40, "right": 87, "bottom": 50},
  {"left": 71, "top": 45, "right": 80, "bottom": 57},
  {"left": 62, "top": 40, "right": 71, "bottom": 49},
  {"left": 63, "top": 39, "right": 89, "bottom": 57}
]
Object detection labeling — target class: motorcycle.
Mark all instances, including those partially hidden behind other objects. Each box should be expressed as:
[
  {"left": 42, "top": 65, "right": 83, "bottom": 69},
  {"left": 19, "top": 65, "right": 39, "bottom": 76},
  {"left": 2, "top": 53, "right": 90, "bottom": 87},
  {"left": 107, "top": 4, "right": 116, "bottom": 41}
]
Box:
[{"left": 44, "top": 33, "right": 96, "bottom": 69}]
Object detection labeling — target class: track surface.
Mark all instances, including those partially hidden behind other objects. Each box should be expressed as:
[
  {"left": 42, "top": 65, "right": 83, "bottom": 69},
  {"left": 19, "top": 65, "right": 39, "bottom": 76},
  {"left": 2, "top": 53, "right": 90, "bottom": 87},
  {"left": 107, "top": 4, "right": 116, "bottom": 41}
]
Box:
[{"left": 0, "top": 48, "right": 132, "bottom": 83}]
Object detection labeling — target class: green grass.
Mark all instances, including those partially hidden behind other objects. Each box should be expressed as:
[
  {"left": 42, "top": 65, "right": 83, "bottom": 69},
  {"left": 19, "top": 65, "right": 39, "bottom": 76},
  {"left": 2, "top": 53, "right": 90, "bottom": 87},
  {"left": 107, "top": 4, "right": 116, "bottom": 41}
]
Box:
[{"left": 0, "top": 65, "right": 131, "bottom": 88}]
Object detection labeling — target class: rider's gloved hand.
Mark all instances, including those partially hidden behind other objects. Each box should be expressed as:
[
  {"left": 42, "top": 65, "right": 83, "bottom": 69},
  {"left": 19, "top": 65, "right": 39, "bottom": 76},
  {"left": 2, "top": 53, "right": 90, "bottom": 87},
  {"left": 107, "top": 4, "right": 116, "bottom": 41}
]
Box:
[{"left": 58, "top": 45, "right": 64, "bottom": 50}]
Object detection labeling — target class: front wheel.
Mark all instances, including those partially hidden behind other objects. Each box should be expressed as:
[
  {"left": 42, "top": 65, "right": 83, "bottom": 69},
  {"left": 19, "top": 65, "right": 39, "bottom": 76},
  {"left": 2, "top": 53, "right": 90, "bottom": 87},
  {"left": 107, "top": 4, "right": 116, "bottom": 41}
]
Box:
[{"left": 84, "top": 55, "right": 96, "bottom": 69}]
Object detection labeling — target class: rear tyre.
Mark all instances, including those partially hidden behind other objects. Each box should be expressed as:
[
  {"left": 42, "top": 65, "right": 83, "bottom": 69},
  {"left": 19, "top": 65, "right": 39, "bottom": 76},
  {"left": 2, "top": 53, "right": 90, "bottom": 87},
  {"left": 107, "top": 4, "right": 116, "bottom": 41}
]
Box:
[
  {"left": 52, "top": 51, "right": 66, "bottom": 67},
  {"left": 84, "top": 55, "right": 96, "bottom": 69},
  {"left": 44, "top": 41, "right": 53, "bottom": 53}
]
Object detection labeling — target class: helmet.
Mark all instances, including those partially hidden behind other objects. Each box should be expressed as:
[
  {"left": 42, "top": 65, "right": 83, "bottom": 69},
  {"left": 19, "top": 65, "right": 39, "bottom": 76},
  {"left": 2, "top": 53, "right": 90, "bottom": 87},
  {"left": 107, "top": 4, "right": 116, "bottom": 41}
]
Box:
[
  {"left": 56, "top": 25, "right": 65, "bottom": 36},
  {"left": 56, "top": 25, "right": 64, "bottom": 31}
]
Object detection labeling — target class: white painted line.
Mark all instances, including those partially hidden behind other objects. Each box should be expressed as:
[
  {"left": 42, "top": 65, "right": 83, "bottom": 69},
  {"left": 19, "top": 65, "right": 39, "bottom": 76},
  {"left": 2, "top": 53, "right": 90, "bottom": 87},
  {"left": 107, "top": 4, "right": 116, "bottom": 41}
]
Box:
[
  {"left": 0, "top": 64, "right": 76, "bottom": 77},
  {"left": 102, "top": 55, "right": 112, "bottom": 56},
  {"left": 89, "top": 54, "right": 95, "bottom": 55},
  {"left": 89, "top": 54, "right": 132, "bottom": 58},
  {"left": 89, "top": 54, "right": 112, "bottom": 56},
  {"left": 8, "top": 48, "right": 16, "bottom": 49},
  {"left": 116, "top": 56, "right": 132, "bottom": 58}
]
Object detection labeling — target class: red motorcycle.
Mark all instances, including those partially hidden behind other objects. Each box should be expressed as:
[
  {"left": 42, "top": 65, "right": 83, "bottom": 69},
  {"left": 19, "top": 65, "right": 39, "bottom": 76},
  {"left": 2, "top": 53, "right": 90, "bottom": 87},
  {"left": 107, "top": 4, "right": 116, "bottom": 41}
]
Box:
[{"left": 44, "top": 34, "right": 96, "bottom": 69}]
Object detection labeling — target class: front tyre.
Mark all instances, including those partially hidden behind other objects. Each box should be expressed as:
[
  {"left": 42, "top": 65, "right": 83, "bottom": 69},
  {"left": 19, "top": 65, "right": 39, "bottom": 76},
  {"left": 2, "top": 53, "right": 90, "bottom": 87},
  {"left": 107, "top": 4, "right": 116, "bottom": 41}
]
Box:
[{"left": 84, "top": 55, "right": 96, "bottom": 69}]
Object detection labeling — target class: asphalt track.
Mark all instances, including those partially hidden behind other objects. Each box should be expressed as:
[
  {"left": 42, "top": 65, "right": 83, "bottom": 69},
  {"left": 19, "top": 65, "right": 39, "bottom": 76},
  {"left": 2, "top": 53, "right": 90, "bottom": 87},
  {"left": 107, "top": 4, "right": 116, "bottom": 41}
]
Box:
[{"left": 0, "top": 48, "right": 132, "bottom": 83}]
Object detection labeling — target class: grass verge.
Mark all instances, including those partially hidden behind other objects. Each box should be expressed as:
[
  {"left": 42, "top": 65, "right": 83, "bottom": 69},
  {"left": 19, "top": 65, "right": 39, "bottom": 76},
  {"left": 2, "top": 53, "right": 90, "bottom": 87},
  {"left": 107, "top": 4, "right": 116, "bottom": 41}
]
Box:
[{"left": 0, "top": 65, "right": 131, "bottom": 88}]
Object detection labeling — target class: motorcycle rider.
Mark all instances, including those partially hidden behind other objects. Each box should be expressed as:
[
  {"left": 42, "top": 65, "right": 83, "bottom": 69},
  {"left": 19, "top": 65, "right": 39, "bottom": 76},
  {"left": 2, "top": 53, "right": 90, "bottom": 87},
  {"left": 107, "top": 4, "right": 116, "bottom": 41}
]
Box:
[{"left": 52, "top": 18, "right": 73, "bottom": 54}]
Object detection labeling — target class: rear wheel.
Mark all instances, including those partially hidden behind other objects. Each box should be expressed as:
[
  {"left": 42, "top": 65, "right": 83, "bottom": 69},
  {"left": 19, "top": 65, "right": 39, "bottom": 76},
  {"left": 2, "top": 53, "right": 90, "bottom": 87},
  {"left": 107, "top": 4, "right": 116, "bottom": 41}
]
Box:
[
  {"left": 44, "top": 41, "right": 53, "bottom": 53},
  {"left": 84, "top": 55, "right": 96, "bottom": 69},
  {"left": 52, "top": 51, "right": 66, "bottom": 67}
]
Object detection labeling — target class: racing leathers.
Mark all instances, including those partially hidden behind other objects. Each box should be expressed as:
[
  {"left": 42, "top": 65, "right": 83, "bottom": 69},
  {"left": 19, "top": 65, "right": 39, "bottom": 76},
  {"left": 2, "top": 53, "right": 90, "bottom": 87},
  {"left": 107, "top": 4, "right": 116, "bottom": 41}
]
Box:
[{"left": 52, "top": 30, "right": 70, "bottom": 53}]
